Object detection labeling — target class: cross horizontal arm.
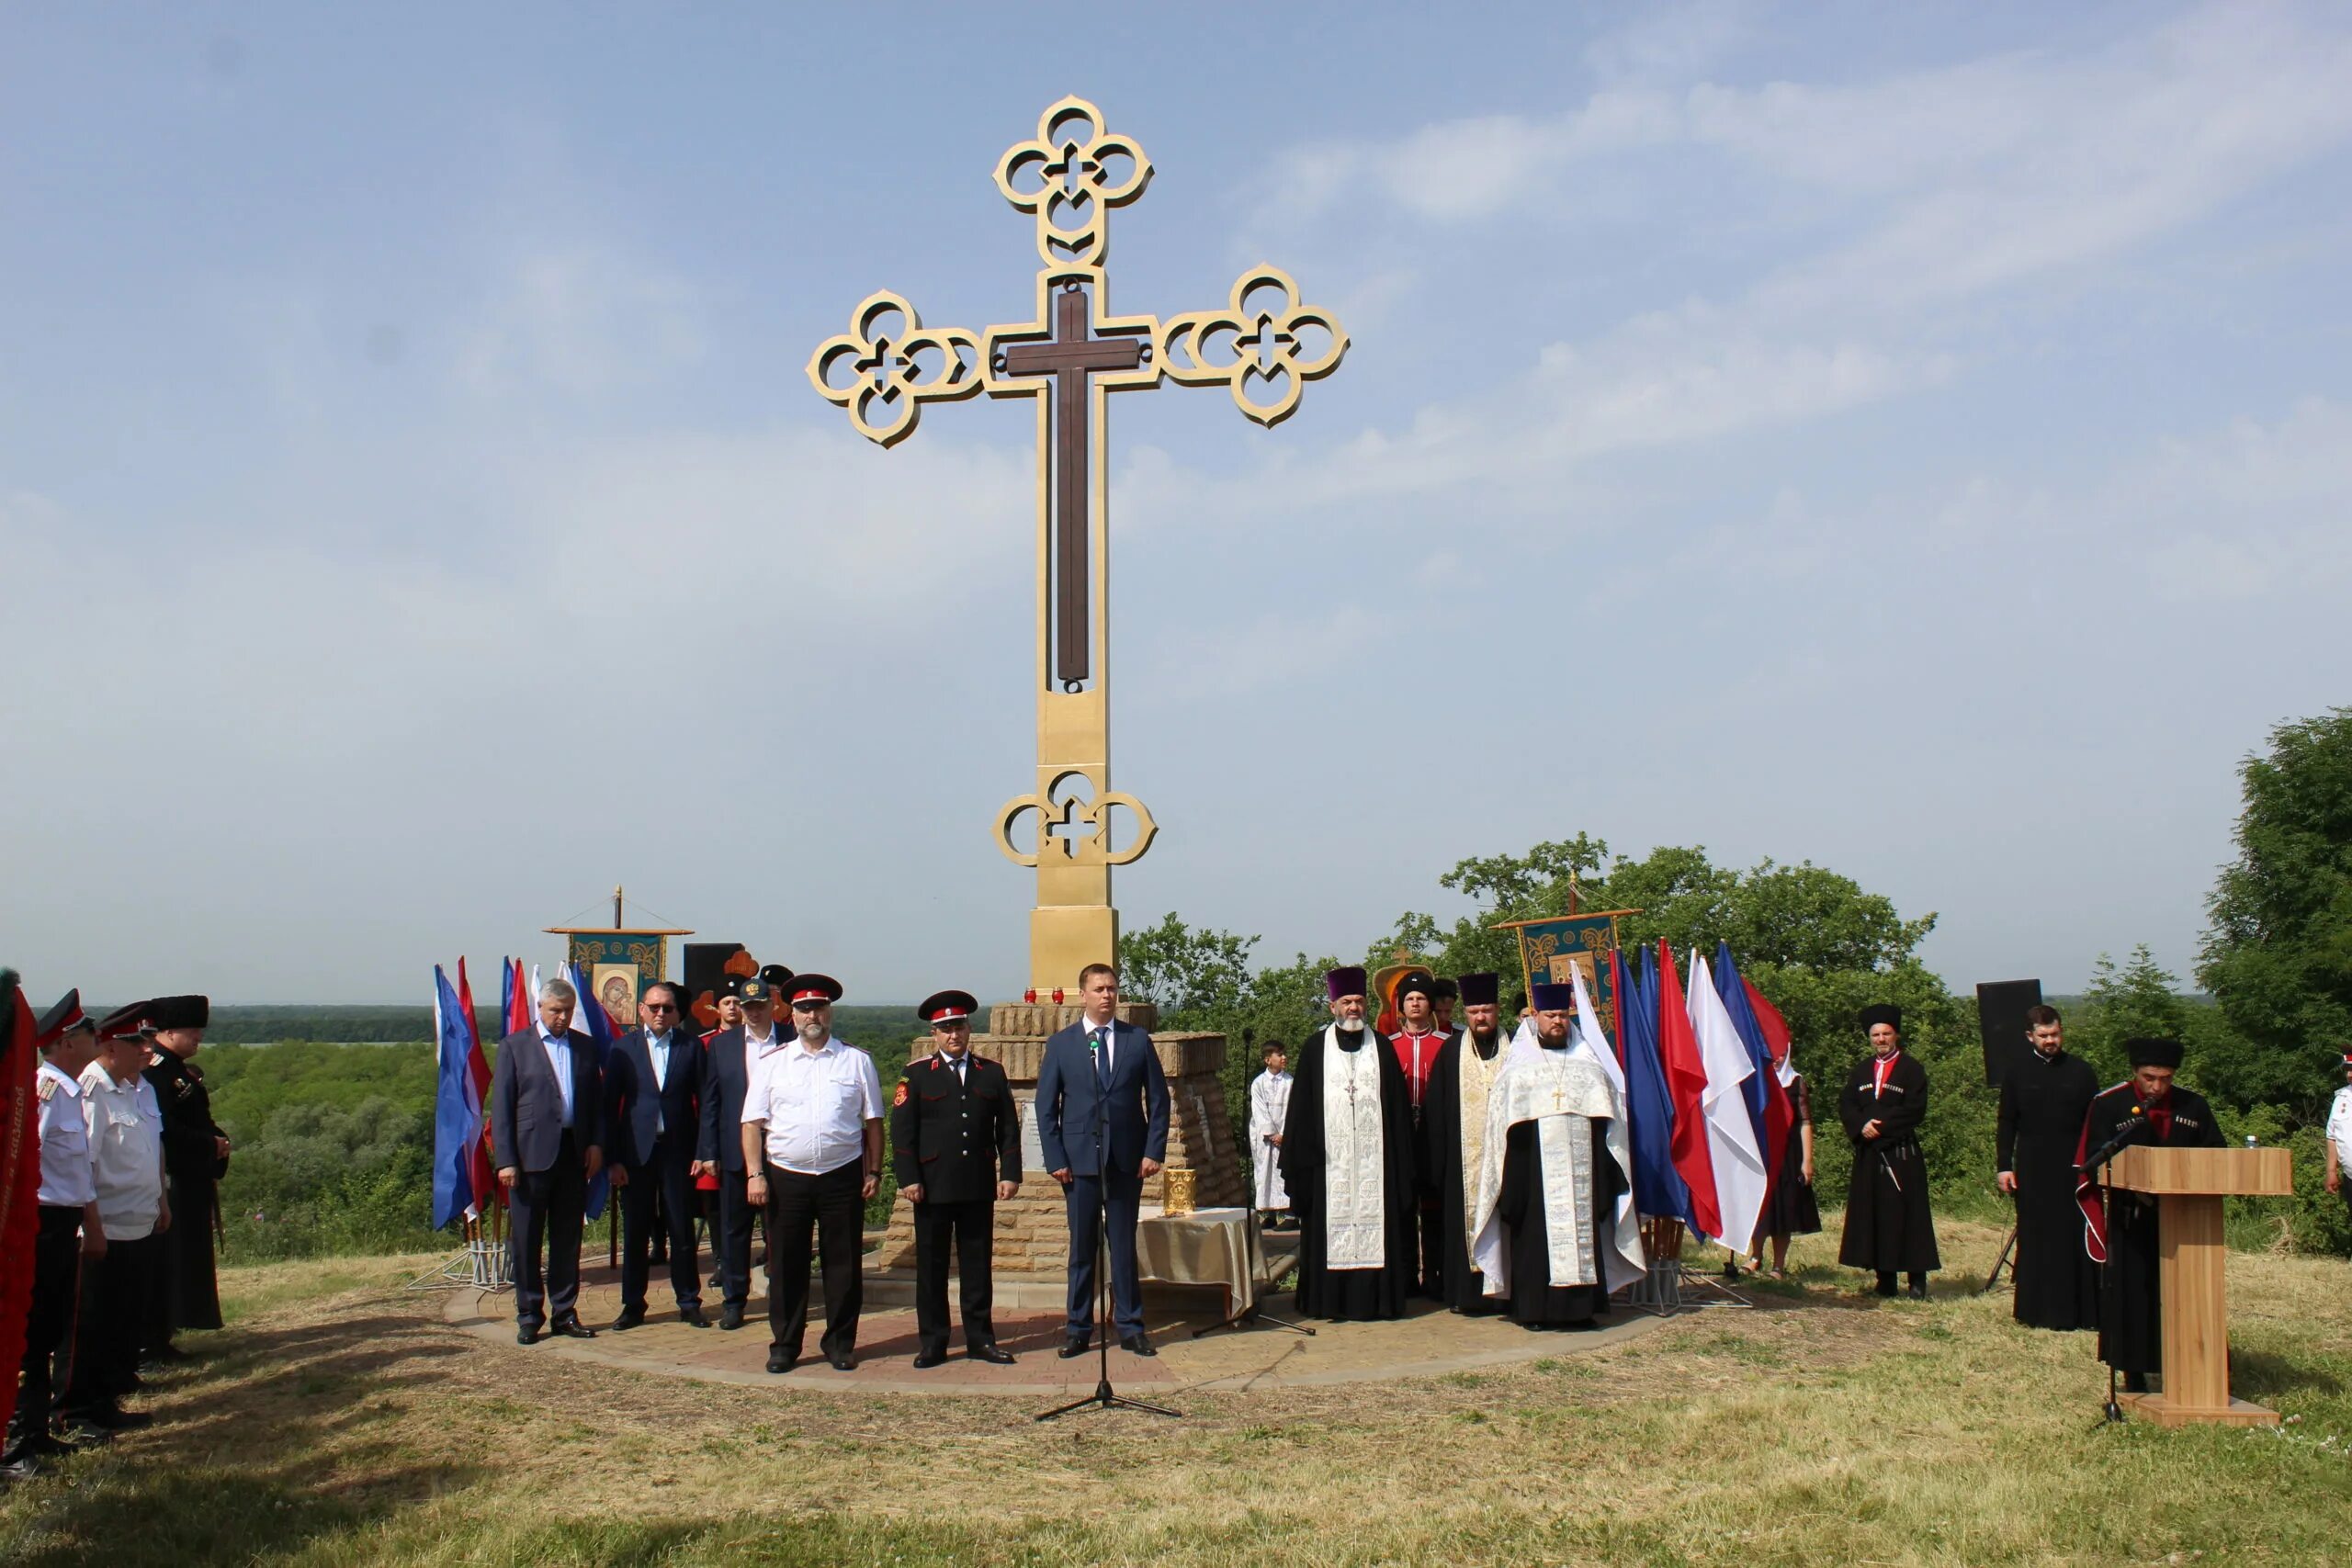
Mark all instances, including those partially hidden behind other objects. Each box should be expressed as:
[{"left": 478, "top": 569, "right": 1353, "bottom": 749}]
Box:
[{"left": 1000, "top": 338, "right": 1145, "bottom": 375}]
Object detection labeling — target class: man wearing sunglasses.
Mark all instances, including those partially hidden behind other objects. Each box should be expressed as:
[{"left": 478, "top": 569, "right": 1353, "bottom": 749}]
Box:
[{"left": 605, "top": 981, "right": 712, "bottom": 1329}]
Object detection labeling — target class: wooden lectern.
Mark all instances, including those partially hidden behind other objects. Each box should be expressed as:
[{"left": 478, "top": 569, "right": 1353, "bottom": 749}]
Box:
[{"left": 2104, "top": 1145, "right": 2292, "bottom": 1427}]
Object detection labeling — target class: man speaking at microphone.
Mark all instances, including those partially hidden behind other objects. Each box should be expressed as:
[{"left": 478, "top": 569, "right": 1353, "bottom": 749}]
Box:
[
  {"left": 1036, "top": 963, "right": 1170, "bottom": 1359},
  {"left": 2076, "top": 1037, "right": 2226, "bottom": 1394}
]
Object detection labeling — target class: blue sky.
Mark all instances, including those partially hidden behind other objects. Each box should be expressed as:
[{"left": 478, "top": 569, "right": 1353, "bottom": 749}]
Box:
[{"left": 5, "top": 3, "right": 2348, "bottom": 1008}]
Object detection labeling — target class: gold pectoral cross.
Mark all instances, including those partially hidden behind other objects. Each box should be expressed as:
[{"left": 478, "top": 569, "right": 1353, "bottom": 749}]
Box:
[{"left": 808, "top": 97, "right": 1350, "bottom": 991}]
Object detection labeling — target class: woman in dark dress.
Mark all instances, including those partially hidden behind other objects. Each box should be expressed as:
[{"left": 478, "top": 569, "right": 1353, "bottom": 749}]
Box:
[{"left": 1748, "top": 1069, "right": 1821, "bottom": 1277}]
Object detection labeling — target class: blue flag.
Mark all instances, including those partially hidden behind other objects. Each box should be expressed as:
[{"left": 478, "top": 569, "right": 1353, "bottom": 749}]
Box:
[
  {"left": 1615, "top": 944, "right": 1695, "bottom": 1227},
  {"left": 566, "top": 960, "right": 616, "bottom": 1223},
  {"left": 430, "top": 964, "right": 480, "bottom": 1230}
]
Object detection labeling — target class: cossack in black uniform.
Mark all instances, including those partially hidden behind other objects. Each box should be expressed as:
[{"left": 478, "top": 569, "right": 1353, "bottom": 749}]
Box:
[{"left": 892, "top": 989, "right": 1022, "bottom": 1367}]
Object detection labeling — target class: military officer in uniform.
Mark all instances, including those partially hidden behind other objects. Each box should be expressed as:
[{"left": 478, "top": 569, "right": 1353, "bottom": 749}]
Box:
[
  {"left": 891, "top": 989, "right": 1022, "bottom": 1367},
  {"left": 140, "top": 995, "right": 224, "bottom": 1360}
]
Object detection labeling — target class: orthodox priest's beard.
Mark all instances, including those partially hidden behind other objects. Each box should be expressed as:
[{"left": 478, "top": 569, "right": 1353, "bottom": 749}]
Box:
[
  {"left": 1337, "top": 1016, "right": 1365, "bottom": 1034},
  {"left": 1471, "top": 1027, "right": 1498, "bottom": 1047}
]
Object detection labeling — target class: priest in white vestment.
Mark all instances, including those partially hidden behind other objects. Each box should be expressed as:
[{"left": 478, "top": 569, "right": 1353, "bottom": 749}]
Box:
[
  {"left": 1277, "top": 966, "right": 1418, "bottom": 1321},
  {"left": 1470, "top": 982, "right": 1643, "bottom": 1328}
]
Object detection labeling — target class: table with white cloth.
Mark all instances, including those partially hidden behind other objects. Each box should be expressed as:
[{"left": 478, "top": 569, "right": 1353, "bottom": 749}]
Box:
[{"left": 1134, "top": 1205, "right": 1276, "bottom": 1320}]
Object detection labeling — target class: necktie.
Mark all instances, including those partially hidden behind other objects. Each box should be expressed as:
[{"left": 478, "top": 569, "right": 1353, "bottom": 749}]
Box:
[{"left": 1092, "top": 1027, "right": 1108, "bottom": 1088}]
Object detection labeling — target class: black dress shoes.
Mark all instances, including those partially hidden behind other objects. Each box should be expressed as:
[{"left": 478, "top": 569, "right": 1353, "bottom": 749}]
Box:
[
  {"left": 911, "top": 1348, "right": 947, "bottom": 1370},
  {"left": 827, "top": 1354, "right": 856, "bottom": 1372},
  {"left": 766, "top": 1350, "right": 796, "bottom": 1374},
  {"left": 969, "top": 1344, "right": 1016, "bottom": 1365},
  {"left": 1905, "top": 1283, "right": 1928, "bottom": 1302},
  {"left": 0, "top": 1455, "right": 38, "bottom": 1482},
  {"left": 1057, "top": 1336, "right": 1091, "bottom": 1359},
  {"left": 516, "top": 1325, "right": 542, "bottom": 1346},
  {"left": 611, "top": 1308, "right": 647, "bottom": 1332},
  {"left": 1120, "top": 1333, "right": 1157, "bottom": 1358},
  {"left": 549, "top": 1318, "right": 598, "bottom": 1340},
  {"left": 718, "top": 1304, "right": 745, "bottom": 1331},
  {"left": 679, "top": 1307, "right": 712, "bottom": 1328}
]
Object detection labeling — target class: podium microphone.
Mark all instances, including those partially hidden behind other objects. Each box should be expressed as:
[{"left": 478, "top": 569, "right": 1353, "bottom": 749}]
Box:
[{"left": 2076, "top": 1103, "right": 2150, "bottom": 1173}]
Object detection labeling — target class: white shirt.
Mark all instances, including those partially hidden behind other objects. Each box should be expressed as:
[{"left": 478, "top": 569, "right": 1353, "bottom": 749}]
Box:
[
  {"left": 742, "top": 1037, "right": 883, "bottom": 1176},
  {"left": 644, "top": 1030, "right": 673, "bottom": 1133},
  {"left": 80, "top": 1064, "right": 164, "bottom": 1239},
  {"left": 36, "top": 1061, "right": 97, "bottom": 1208},
  {"left": 2327, "top": 1083, "right": 2352, "bottom": 1168},
  {"left": 539, "top": 1032, "right": 575, "bottom": 1126},
  {"left": 1084, "top": 1016, "right": 1117, "bottom": 1079},
  {"left": 743, "top": 1026, "right": 786, "bottom": 1102}
]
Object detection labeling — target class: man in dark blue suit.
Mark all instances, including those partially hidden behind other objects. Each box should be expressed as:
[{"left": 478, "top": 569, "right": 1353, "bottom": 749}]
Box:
[
  {"left": 604, "top": 980, "right": 710, "bottom": 1330},
  {"left": 697, "top": 973, "right": 789, "bottom": 1329},
  {"left": 491, "top": 976, "right": 605, "bottom": 1345},
  {"left": 1036, "top": 962, "right": 1170, "bottom": 1357}
]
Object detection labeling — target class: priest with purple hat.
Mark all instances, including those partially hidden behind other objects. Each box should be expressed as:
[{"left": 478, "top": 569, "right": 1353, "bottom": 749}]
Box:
[{"left": 1277, "top": 965, "right": 1418, "bottom": 1321}]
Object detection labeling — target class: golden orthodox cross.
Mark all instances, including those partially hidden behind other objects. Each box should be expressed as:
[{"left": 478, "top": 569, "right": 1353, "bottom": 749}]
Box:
[{"left": 808, "top": 97, "right": 1349, "bottom": 991}]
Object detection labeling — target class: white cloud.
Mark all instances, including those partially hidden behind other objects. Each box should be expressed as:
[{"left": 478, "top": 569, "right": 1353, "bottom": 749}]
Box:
[
  {"left": 456, "top": 245, "right": 707, "bottom": 397},
  {"left": 1154, "top": 604, "right": 1378, "bottom": 701}
]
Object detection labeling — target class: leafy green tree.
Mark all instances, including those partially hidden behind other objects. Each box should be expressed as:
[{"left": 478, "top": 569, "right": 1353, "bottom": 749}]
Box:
[{"left": 2199, "top": 707, "right": 2352, "bottom": 1117}]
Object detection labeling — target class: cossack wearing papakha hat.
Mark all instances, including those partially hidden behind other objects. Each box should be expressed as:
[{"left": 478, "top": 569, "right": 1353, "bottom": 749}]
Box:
[{"left": 1858, "top": 1003, "right": 1902, "bottom": 1032}]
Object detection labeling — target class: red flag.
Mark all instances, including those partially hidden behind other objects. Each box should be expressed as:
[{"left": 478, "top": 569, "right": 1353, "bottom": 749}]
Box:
[
  {"left": 1654, "top": 941, "right": 1722, "bottom": 1239},
  {"left": 0, "top": 976, "right": 40, "bottom": 1440},
  {"left": 456, "top": 958, "right": 500, "bottom": 1212},
  {"left": 1739, "top": 976, "right": 1797, "bottom": 1190},
  {"left": 1742, "top": 978, "right": 1791, "bottom": 1066}
]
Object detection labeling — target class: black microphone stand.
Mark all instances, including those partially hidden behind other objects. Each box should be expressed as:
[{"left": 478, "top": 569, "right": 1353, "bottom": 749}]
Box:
[{"left": 1037, "top": 1028, "right": 1181, "bottom": 1422}]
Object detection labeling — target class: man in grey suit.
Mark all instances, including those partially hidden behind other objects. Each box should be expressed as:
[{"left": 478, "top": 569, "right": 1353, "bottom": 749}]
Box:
[
  {"left": 492, "top": 975, "right": 605, "bottom": 1345},
  {"left": 1036, "top": 963, "right": 1170, "bottom": 1357}
]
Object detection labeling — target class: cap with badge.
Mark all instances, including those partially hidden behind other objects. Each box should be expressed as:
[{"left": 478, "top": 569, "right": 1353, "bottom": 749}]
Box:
[
  {"left": 95, "top": 999, "right": 158, "bottom": 1042},
  {"left": 918, "top": 989, "right": 978, "bottom": 1026},
  {"left": 786, "top": 974, "right": 843, "bottom": 1007},
  {"left": 758, "top": 964, "right": 795, "bottom": 992},
  {"left": 738, "top": 977, "right": 775, "bottom": 1008},
  {"left": 1396, "top": 970, "right": 1438, "bottom": 1003},
  {"left": 34, "top": 988, "right": 93, "bottom": 1049}
]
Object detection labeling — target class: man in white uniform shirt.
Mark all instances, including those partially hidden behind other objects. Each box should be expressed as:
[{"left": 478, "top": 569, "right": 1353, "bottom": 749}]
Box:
[
  {"left": 741, "top": 975, "right": 883, "bottom": 1373},
  {"left": 5, "top": 991, "right": 106, "bottom": 1476},
  {"left": 2324, "top": 1049, "right": 2352, "bottom": 1241},
  {"left": 59, "top": 1018, "right": 171, "bottom": 1439}
]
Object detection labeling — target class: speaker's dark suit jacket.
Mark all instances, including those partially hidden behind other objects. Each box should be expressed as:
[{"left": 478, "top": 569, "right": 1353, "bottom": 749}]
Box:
[
  {"left": 697, "top": 1026, "right": 777, "bottom": 1175},
  {"left": 605, "top": 1027, "right": 707, "bottom": 1169},
  {"left": 1036, "top": 1018, "right": 1169, "bottom": 1178},
  {"left": 492, "top": 1027, "right": 603, "bottom": 1171}
]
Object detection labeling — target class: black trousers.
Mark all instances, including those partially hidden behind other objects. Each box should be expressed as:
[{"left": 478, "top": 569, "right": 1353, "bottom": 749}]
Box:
[
  {"left": 61, "top": 1231, "right": 156, "bottom": 1420},
  {"left": 617, "top": 1137, "right": 703, "bottom": 1314},
  {"left": 509, "top": 1131, "right": 587, "bottom": 1329},
  {"left": 764, "top": 1159, "right": 864, "bottom": 1360},
  {"left": 715, "top": 1168, "right": 758, "bottom": 1309},
  {"left": 6, "top": 1207, "right": 84, "bottom": 1454},
  {"left": 912, "top": 1198, "right": 998, "bottom": 1354}
]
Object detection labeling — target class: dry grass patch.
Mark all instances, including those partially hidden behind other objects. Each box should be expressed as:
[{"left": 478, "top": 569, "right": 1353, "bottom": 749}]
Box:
[{"left": 5, "top": 1219, "right": 2350, "bottom": 1565}]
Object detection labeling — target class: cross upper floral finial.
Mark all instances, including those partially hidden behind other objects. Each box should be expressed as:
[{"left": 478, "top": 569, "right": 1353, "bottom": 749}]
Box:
[{"left": 993, "top": 96, "right": 1153, "bottom": 269}]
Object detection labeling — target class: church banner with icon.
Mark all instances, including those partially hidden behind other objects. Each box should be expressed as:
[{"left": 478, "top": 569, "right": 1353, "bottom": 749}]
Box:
[{"left": 1495, "top": 911, "right": 1634, "bottom": 1042}]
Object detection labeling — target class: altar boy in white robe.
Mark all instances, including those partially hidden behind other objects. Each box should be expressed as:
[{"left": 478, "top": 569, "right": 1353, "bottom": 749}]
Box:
[
  {"left": 1248, "top": 1042, "right": 1294, "bottom": 1231},
  {"left": 1471, "top": 982, "right": 1643, "bottom": 1330},
  {"left": 1278, "top": 967, "right": 1418, "bottom": 1321}
]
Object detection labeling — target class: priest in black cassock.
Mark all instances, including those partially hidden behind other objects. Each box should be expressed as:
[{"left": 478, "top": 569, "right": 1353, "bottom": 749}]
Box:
[
  {"left": 1837, "top": 1004, "right": 1940, "bottom": 1298},
  {"left": 2078, "top": 1037, "right": 2225, "bottom": 1393},
  {"left": 1995, "top": 1004, "right": 2100, "bottom": 1330},
  {"left": 1278, "top": 966, "right": 1418, "bottom": 1321},
  {"left": 1469, "top": 983, "right": 1639, "bottom": 1330},
  {"left": 1420, "top": 972, "right": 1509, "bottom": 1314}
]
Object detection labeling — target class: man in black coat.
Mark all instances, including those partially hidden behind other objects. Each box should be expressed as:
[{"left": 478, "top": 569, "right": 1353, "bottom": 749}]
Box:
[
  {"left": 1420, "top": 972, "right": 1509, "bottom": 1314},
  {"left": 140, "top": 994, "right": 224, "bottom": 1362},
  {"left": 1279, "top": 966, "right": 1419, "bottom": 1322},
  {"left": 892, "top": 989, "right": 1022, "bottom": 1368},
  {"left": 491, "top": 976, "right": 604, "bottom": 1344},
  {"left": 604, "top": 980, "right": 710, "bottom": 1330},
  {"left": 1995, "top": 1003, "right": 2101, "bottom": 1330},
  {"left": 697, "top": 973, "right": 790, "bottom": 1329},
  {"left": 1837, "top": 1003, "right": 1940, "bottom": 1298},
  {"left": 2078, "top": 1036, "right": 2226, "bottom": 1393}
]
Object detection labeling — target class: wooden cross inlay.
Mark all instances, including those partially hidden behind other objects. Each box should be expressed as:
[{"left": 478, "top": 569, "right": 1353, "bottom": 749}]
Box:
[{"left": 995, "top": 281, "right": 1145, "bottom": 689}]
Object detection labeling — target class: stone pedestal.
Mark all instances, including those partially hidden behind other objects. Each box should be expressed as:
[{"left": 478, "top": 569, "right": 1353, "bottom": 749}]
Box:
[{"left": 872, "top": 1001, "right": 1245, "bottom": 1275}]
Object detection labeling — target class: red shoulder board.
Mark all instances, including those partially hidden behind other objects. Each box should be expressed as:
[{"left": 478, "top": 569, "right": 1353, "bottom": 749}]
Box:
[
  {"left": 970, "top": 1055, "right": 994, "bottom": 1070},
  {"left": 892, "top": 1080, "right": 910, "bottom": 1107}
]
